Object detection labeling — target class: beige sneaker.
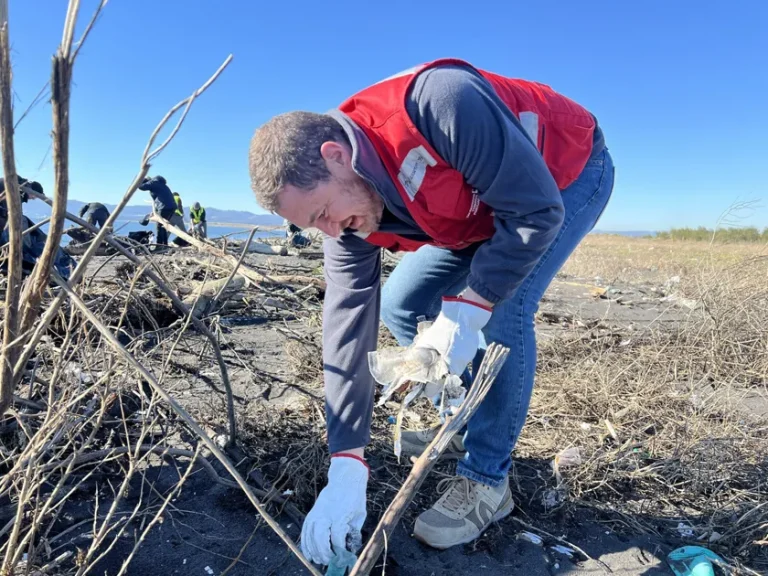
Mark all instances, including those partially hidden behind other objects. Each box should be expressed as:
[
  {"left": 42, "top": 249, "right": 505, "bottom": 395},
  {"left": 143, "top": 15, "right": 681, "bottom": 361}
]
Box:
[
  {"left": 399, "top": 426, "right": 467, "bottom": 460},
  {"left": 413, "top": 476, "right": 514, "bottom": 549}
]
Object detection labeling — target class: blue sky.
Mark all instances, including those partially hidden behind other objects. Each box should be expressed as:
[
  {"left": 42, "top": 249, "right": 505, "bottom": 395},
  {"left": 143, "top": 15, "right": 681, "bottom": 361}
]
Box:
[{"left": 8, "top": 0, "right": 767, "bottom": 231}]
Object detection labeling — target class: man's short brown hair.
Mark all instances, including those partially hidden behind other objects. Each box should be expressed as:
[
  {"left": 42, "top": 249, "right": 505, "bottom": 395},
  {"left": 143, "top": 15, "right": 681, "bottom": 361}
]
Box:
[{"left": 248, "top": 111, "right": 349, "bottom": 211}]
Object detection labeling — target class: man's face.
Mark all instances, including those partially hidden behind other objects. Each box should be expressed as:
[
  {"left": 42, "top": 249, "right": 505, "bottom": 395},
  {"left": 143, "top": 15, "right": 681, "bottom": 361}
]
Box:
[{"left": 277, "top": 141, "right": 384, "bottom": 238}]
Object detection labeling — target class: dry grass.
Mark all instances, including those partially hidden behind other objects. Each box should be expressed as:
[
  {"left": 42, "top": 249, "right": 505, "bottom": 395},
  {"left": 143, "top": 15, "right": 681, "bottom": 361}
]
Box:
[
  {"left": 258, "top": 235, "right": 768, "bottom": 572},
  {"left": 562, "top": 234, "right": 768, "bottom": 285},
  {"left": 3, "top": 229, "right": 765, "bottom": 573},
  {"left": 0, "top": 247, "right": 325, "bottom": 575},
  {"left": 526, "top": 240, "right": 768, "bottom": 570}
]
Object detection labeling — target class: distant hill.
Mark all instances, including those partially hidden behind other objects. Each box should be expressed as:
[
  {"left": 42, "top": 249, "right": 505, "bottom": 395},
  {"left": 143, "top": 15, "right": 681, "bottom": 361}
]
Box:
[
  {"left": 19, "top": 199, "right": 661, "bottom": 236},
  {"left": 23, "top": 198, "right": 284, "bottom": 226}
]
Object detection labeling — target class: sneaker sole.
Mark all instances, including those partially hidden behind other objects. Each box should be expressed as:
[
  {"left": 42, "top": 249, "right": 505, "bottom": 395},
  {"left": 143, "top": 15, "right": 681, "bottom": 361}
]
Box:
[
  {"left": 413, "top": 491, "right": 516, "bottom": 550},
  {"left": 399, "top": 444, "right": 467, "bottom": 461},
  {"left": 404, "top": 449, "right": 467, "bottom": 461}
]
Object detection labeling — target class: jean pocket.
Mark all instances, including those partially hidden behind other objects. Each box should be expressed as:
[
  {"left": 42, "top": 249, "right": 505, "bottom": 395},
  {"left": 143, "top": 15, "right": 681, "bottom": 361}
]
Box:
[{"left": 585, "top": 148, "right": 606, "bottom": 167}]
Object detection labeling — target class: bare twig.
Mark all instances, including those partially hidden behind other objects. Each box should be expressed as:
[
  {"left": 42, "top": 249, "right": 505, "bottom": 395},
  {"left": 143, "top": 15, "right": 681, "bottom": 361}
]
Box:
[
  {"left": 209, "top": 227, "right": 257, "bottom": 313},
  {"left": 71, "top": 0, "right": 108, "bottom": 62},
  {"left": 151, "top": 214, "right": 326, "bottom": 290},
  {"left": 51, "top": 271, "right": 322, "bottom": 576},
  {"left": 18, "top": 0, "right": 81, "bottom": 336},
  {"left": 12, "top": 52, "right": 232, "bottom": 382},
  {"left": 143, "top": 55, "right": 233, "bottom": 164},
  {"left": 0, "top": 0, "right": 23, "bottom": 415},
  {"left": 13, "top": 81, "right": 50, "bottom": 130}
]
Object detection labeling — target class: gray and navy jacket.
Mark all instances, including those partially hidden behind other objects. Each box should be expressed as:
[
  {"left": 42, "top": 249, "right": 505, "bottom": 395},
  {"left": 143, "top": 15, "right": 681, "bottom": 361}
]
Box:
[{"left": 321, "top": 63, "right": 605, "bottom": 453}]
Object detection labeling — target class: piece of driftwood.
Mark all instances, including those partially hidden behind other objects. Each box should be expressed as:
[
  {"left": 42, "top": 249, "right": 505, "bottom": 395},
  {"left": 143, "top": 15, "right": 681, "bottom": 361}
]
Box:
[
  {"left": 151, "top": 214, "right": 327, "bottom": 290},
  {"left": 180, "top": 275, "right": 246, "bottom": 298},
  {"left": 267, "top": 275, "right": 326, "bottom": 290},
  {"left": 209, "top": 227, "right": 257, "bottom": 314},
  {"left": 348, "top": 343, "right": 511, "bottom": 576},
  {"left": 246, "top": 242, "right": 288, "bottom": 256},
  {"left": 182, "top": 275, "right": 246, "bottom": 317}
]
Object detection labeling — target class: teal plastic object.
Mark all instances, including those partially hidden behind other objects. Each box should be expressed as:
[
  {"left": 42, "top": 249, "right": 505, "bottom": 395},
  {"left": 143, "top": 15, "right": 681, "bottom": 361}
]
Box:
[
  {"left": 325, "top": 547, "right": 357, "bottom": 576},
  {"left": 667, "top": 546, "right": 727, "bottom": 576}
]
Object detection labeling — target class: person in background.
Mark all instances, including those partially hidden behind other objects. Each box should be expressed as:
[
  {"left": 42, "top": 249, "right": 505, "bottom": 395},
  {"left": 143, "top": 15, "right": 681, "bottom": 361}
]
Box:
[
  {"left": 173, "top": 191, "right": 184, "bottom": 218},
  {"left": 78, "top": 202, "right": 110, "bottom": 229},
  {"left": 170, "top": 191, "right": 187, "bottom": 234},
  {"left": 0, "top": 177, "right": 75, "bottom": 279},
  {"left": 0, "top": 175, "right": 41, "bottom": 232},
  {"left": 190, "top": 201, "right": 207, "bottom": 239},
  {"left": 284, "top": 218, "right": 311, "bottom": 248},
  {"left": 138, "top": 175, "right": 176, "bottom": 246}
]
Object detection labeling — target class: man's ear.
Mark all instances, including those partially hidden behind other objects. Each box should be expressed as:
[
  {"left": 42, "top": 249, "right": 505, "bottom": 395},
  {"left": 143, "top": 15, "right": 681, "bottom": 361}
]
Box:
[{"left": 320, "top": 141, "right": 349, "bottom": 172}]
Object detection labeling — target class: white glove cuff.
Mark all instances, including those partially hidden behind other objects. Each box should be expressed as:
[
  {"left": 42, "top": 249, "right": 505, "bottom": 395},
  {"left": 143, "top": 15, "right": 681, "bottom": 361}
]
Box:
[
  {"left": 329, "top": 453, "right": 370, "bottom": 483},
  {"left": 441, "top": 296, "right": 493, "bottom": 331}
]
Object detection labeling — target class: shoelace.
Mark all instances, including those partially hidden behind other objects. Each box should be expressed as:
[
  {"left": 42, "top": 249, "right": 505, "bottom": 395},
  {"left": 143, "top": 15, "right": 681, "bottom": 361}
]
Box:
[{"left": 436, "top": 476, "right": 473, "bottom": 513}]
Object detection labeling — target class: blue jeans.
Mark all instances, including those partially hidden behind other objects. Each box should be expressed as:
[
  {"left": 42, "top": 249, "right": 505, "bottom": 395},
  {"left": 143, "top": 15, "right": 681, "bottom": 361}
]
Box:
[{"left": 380, "top": 149, "right": 615, "bottom": 487}]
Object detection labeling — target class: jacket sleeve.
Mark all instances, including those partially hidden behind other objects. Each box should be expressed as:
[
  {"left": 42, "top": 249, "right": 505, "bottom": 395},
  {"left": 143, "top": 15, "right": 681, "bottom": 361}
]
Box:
[
  {"left": 406, "top": 64, "right": 564, "bottom": 303},
  {"left": 321, "top": 233, "right": 382, "bottom": 453}
]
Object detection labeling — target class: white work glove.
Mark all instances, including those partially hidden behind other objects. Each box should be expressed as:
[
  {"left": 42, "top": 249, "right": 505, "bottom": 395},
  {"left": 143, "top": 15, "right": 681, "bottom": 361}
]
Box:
[
  {"left": 300, "top": 454, "right": 368, "bottom": 566},
  {"left": 413, "top": 296, "right": 493, "bottom": 376}
]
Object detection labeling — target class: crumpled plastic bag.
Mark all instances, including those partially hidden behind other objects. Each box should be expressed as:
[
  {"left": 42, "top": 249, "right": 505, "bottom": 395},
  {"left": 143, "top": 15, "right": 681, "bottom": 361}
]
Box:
[
  {"left": 551, "top": 446, "right": 583, "bottom": 485},
  {"left": 368, "top": 321, "right": 467, "bottom": 460}
]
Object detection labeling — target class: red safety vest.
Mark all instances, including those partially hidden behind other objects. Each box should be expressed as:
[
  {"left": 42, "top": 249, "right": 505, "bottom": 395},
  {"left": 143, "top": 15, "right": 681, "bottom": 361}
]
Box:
[{"left": 338, "top": 58, "right": 596, "bottom": 252}]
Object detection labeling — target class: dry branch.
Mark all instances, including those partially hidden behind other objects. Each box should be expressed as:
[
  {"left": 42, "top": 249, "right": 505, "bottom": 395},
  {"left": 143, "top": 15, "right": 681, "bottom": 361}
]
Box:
[
  {"left": 12, "top": 202, "right": 239, "bottom": 446},
  {"left": 50, "top": 271, "right": 322, "bottom": 576},
  {"left": 246, "top": 242, "right": 288, "bottom": 256},
  {"left": 209, "top": 227, "right": 257, "bottom": 313},
  {"left": 151, "top": 214, "right": 326, "bottom": 290},
  {"left": 18, "top": 0, "right": 80, "bottom": 336},
  {"left": 183, "top": 275, "right": 245, "bottom": 317},
  {"left": 9, "top": 54, "right": 232, "bottom": 380},
  {"left": 0, "top": 0, "right": 23, "bottom": 415}
]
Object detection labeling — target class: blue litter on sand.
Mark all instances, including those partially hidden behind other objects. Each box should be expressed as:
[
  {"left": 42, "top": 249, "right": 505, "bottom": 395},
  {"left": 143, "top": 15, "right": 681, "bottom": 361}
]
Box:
[
  {"left": 325, "top": 548, "right": 357, "bottom": 575},
  {"left": 667, "top": 546, "right": 727, "bottom": 576}
]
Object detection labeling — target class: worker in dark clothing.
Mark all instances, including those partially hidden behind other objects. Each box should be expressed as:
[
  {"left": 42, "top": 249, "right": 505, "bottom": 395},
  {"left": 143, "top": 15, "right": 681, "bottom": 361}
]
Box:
[
  {"left": 78, "top": 202, "right": 110, "bottom": 229},
  {"left": 138, "top": 175, "right": 176, "bottom": 245},
  {"left": 0, "top": 175, "right": 41, "bottom": 231},
  {"left": 284, "top": 219, "right": 311, "bottom": 248},
  {"left": 0, "top": 177, "right": 75, "bottom": 279}
]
